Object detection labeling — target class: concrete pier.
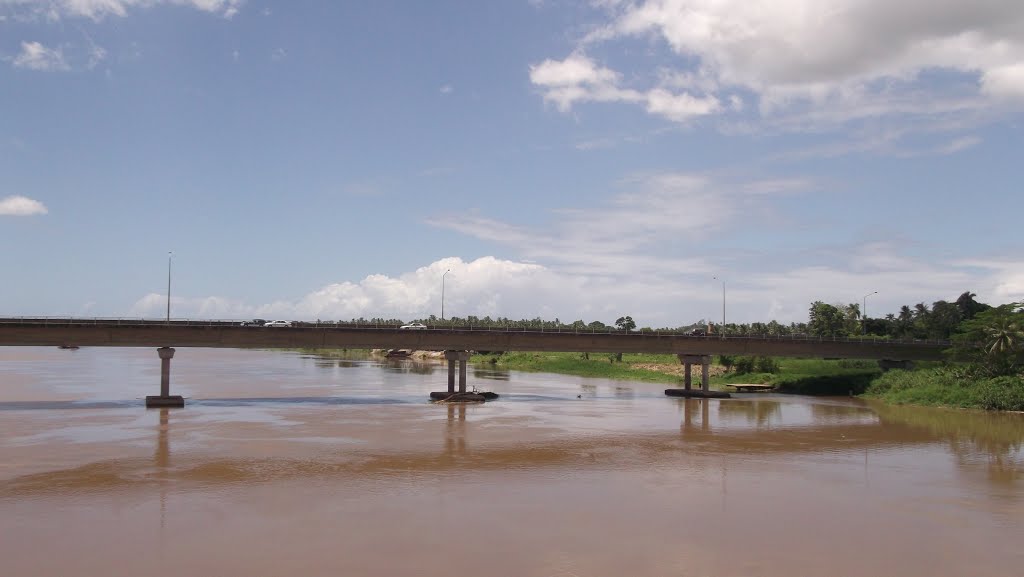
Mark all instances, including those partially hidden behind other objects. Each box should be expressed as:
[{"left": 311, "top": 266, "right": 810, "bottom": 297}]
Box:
[
  {"left": 444, "top": 350, "right": 471, "bottom": 393},
  {"left": 146, "top": 347, "right": 184, "bottom": 408},
  {"left": 430, "top": 350, "right": 477, "bottom": 401},
  {"left": 665, "top": 354, "right": 729, "bottom": 398}
]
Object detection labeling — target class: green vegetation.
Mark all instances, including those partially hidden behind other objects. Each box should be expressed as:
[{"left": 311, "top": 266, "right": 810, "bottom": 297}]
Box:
[
  {"left": 716, "top": 357, "right": 882, "bottom": 395},
  {"left": 474, "top": 351, "right": 684, "bottom": 384},
  {"left": 866, "top": 368, "right": 1024, "bottom": 411}
]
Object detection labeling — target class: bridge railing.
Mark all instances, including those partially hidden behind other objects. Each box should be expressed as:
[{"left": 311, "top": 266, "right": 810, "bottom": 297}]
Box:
[{"left": 0, "top": 316, "right": 954, "bottom": 346}]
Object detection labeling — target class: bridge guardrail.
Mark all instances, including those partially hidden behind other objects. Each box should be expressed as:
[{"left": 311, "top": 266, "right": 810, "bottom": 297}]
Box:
[{"left": 0, "top": 316, "right": 954, "bottom": 347}]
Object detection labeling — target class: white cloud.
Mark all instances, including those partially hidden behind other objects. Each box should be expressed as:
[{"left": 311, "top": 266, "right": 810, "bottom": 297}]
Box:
[
  {"left": 129, "top": 256, "right": 637, "bottom": 324},
  {"left": 533, "top": 0, "right": 1024, "bottom": 125},
  {"left": 126, "top": 244, "right": 1024, "bottom": 329},
  {"left": 0, "top": 195, "right": 48, "bottom": 215},
  {"left": 439, "top": 84, "right": 453, "bottom": 94},
  {"left": 981, "top": 64, "right": 1024, "bottom": 99},
  {"left": 427, "top": 171, "right": 810, "bottom": 278},
  {"left": 936, "top": 136, "right": 981, "bottom": 155},
  {"left": 12, "top": 41, "right": 68, "bottom": 71},
  {"left": 529, "top": 53, "right": 719, "bottom": 122}
]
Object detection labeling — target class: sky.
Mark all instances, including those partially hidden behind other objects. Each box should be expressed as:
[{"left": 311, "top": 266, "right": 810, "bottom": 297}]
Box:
[{"left": 1, "top": 0, "right": 1022, "bottom": 327}]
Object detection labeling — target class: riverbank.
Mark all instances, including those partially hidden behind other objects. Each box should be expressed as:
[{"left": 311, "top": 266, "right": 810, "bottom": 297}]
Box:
[
  {"left": 864, "top": 368, "right": 1024, "bottom": 411},
  {"left": 474, "top": 351, "right": 1024, "bottom": 411},
  {"left": 294, "top": 348, "right": 1024, "bottom": 411}
]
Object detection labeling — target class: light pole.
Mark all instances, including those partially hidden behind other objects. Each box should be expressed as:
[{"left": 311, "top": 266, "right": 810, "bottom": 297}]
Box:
[
  {"left": 441, "top": 269, "right": 450, "bottom": 320},
  {"left": 713, "top": 276, "right": 725, "bottom": 337},
  {"left": 862, "top": 291, "right": 877, "bottom": 335},
  {"left": 166, "top": 252, "right": 172, "bottom": 324}
]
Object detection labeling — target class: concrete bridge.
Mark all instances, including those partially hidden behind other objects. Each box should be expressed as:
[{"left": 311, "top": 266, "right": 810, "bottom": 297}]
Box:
[{"left": 0, "top": 318, "right": 949, "bottom": 407}]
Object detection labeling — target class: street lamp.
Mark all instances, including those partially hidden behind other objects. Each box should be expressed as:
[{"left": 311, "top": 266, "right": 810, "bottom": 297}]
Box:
[
  {"left": 713, "top": 276, "right": 725, "bottom": 337},
  {"left": 862, "top": 291, "right": 878, "bottom": 335},
  {"left": 166, "top": 252, "right": 172, "bottom": 324},
  {"left": 441, "top": 269, "right": 450, "bottom": 320}
]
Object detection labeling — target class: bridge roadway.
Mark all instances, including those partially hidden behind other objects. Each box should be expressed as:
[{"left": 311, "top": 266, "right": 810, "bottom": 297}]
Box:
[
  {"left": 0, "top": 318, "right": 947, "bottom": 360},
  {"left": 0, "top": 318, "right": 948, "bottom": 407}
]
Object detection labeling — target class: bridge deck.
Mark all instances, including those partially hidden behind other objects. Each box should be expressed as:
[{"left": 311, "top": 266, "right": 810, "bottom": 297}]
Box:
[{"left": 0, "top": 318, "right": 949, "bottom": 361}]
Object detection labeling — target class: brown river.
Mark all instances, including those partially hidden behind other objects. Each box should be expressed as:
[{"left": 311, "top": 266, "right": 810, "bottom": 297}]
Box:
[{"left": 1, "top": 347, "right": 1022, "bottom": 576}]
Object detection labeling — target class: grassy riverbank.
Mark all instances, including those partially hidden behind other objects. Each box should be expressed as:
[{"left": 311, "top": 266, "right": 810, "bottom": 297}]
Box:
[
  {"left": 864, "top": 368, "right": 1024, "bottom": 411},
  {"left": 473, "top": 351, "right": 691, "bottom": 384},
  {"left": 472, "top": 351, "right": 883, "bottom": 392}
]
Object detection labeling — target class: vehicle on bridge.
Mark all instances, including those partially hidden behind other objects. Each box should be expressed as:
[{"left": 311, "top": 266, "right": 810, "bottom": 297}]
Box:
[
  {"left": 688, "top": 328, "right": 707, "bottom": 336},
  {"left": 264, "top": 320, "right": 292, "bottom": 328},
  {"left": 241, "top": 319, "right": 267, "bottom": 327},
  {"left": 400, "top": 322, "right": 427, "bottom": 330}
]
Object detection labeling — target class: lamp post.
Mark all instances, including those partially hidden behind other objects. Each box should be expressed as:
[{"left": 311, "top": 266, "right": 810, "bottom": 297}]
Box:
[
  {"left": 441, "top": 269, "right": 450, "bottom": 320},
  {"left": 166, "top": 252, "right": 172, "bottom": 324},
  {"left": 713, "top": 276, "right": 725, "bottom": 337},
  {"left": 862, "top": 291, "right": 877, "bottom": 335}
]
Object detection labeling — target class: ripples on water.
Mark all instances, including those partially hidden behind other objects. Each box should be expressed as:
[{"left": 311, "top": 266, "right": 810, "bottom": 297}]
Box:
[{"left": 1, "top": 347, "right": 1022, "bottom": 577}]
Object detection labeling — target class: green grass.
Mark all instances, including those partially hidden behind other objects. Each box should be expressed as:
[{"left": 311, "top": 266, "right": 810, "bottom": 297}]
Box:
[{"left": 474, "top": 351, "right": 683, "bottom": 384}]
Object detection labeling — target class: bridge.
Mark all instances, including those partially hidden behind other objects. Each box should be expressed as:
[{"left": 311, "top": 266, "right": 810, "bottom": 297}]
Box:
[{"left": 0, "top": 318, "right": 949, "bottom": 407}]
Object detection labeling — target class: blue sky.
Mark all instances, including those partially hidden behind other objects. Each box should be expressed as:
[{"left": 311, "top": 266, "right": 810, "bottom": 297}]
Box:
[{"left": 2, "top": 0, "right": 1022, "bottom": 327}]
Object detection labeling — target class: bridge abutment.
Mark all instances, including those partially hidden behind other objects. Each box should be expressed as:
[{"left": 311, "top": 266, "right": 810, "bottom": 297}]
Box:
[{"left": 146, "top": 347, "right": 184, "bottom": 408}]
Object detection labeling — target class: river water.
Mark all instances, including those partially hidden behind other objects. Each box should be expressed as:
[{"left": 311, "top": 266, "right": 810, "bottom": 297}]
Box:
[{"left": 1, "top": 346, "right": 1022, "bottom": 577}]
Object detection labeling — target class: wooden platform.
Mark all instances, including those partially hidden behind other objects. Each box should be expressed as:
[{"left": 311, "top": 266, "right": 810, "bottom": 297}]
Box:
[
  {"left": 664, "top": 389, "right": 731, "bottom": 399},
  {"left": 727, "top": 384, "right": 776, "bottom": 392}
]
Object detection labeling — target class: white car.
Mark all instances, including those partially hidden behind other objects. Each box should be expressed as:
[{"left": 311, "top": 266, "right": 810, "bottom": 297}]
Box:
[
  {"left": 399, "top": 322, "right": 427, "bottom": 330},
  {"left": 265, "top": 320, "right": 292, "bottom": 328}
]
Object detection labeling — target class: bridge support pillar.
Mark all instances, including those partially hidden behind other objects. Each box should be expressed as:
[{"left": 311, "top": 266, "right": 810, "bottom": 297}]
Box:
[
  {"left": 665, "top": 355, "right": 726, "bottom": 398},
  {"left": 146, "top": 347, "right": 184, "bottom": 408},
  {"left": 444, "top": 350, "right": 471, "bottom": 393},
  {"left": 678, "top": 354, "right": 711, "bottom": 391}
]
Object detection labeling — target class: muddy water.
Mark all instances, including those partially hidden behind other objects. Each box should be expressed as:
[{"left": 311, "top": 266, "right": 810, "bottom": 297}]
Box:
[{"left": 1, "top": 347, "right": 1022, "bottom": 577}]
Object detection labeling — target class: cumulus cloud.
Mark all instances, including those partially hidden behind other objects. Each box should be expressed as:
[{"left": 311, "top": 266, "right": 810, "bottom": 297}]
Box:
[
  {"left": 126, "top": 246, "right": 1023, "bottom": 329},
  {"left": 12, "top": 41, "right": 68, "bottom": 71},
  {"left": 533, "top": 0, "right": 1024, "bottom": 124},
  {"left": 0, "top": 195, "right": 48, "bottom": 215},
  {"left": 130, "top": 256, "right": 641, "bottom": 324}
]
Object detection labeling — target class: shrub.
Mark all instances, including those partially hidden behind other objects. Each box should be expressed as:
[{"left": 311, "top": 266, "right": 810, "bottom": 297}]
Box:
[
  {"left": 754, "top": 356, "right": 780, "bottom": 374},
  {"left": 718, "top": 355, "right": 735, "bottom": 372},
  {"left": 975, "top": 377, "right": 1024, "bottom": 411},
  {"left": 733, "top": 356, "right": 755, "bottom": 374}
]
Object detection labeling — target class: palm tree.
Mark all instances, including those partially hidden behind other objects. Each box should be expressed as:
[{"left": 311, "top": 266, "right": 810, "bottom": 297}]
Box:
[{"left": 985, "top": 317, "right": 1023, "bottom": 355}]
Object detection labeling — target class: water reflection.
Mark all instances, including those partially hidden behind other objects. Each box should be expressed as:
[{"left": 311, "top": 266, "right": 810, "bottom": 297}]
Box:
[
  {"left": 444, "top": 403, "right": 467, "bottom": 457},
  {"left": 872, "top": 402, "right": 1023, "bottom": 485},
  {"left": 155, "top": 409, "right": 169, "bottom": 532},
  {"left": 680, "top": 398, "right": 710, "bottom": 433},
  {"left": 472, "top": 366, "right": 510, "bottom": 381},
  {"left": 378, "top": 358, "right": 438, "bottom": 375},
  {"left": 717, "top": 398, "right": 782, "bottom": 426}
]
